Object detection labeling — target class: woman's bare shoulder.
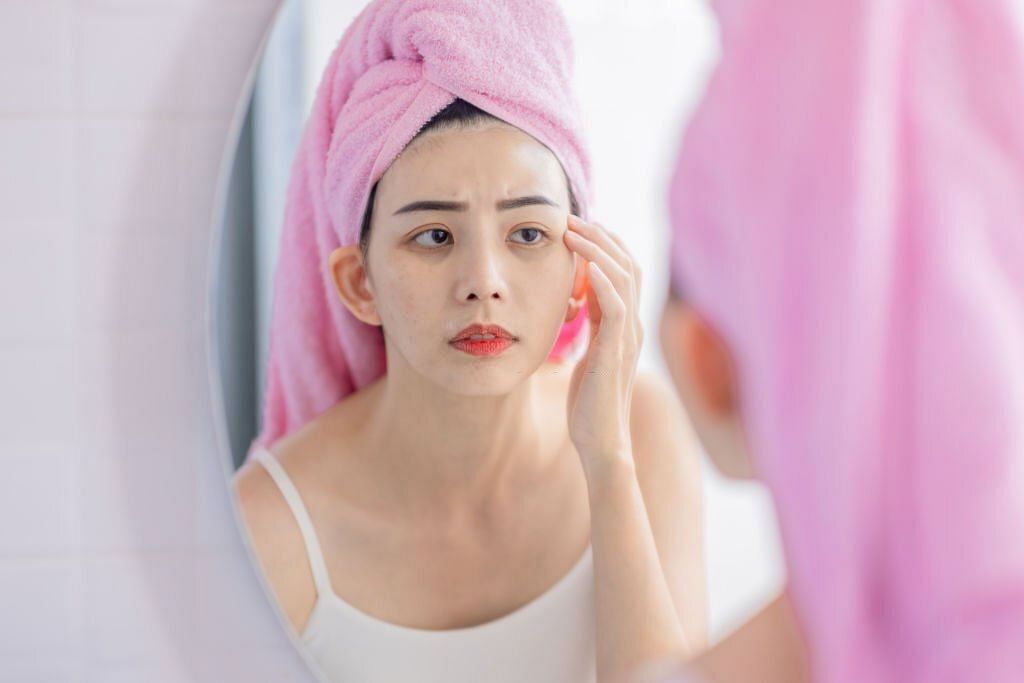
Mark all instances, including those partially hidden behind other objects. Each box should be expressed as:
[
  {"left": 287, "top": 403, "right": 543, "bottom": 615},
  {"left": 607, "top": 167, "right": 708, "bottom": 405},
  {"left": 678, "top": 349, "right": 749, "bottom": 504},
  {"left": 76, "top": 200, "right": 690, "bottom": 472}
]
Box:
[
  {"left": 228, "top": 381, "right": 393, "bottom": 635},
  {"left": 231, "top": 449, "right": 320, "bottom": 634},
  {"left": 230, "top": 388, "right": 369, "bottom": 530},
  {"left": 229, "top": 390, "right": 374, "bottom": 633}
]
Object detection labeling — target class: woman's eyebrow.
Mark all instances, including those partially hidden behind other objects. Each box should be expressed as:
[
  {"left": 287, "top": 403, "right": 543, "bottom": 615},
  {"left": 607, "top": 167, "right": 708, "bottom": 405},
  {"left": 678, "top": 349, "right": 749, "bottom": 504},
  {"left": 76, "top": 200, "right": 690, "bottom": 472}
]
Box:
[
  {"left": 495, "top": 195, "right": 558, "bottom": 210},
  {"left": 392, "top": 195, "right": 557, "bottom": 215},
  {"left": 393, "top": 200, "right": 467, "bottom": 214}
]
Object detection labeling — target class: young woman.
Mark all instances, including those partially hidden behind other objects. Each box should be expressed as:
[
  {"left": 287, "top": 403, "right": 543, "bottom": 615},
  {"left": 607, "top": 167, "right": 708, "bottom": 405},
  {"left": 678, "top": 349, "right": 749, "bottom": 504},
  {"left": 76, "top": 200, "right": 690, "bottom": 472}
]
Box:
[
  {"left": 638, "top": 0, "right": 1024, "bottom": 681},
  {"left": 231, "top": 2, "right": 706, "bottom": 681}
]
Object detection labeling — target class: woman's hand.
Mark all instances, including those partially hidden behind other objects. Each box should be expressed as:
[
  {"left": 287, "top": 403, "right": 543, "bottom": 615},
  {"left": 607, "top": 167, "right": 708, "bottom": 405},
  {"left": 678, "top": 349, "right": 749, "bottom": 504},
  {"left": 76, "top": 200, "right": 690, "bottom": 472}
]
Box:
[
  {"left": 562, "top": 216, "right": 691, "bottom": 683},
  {"left": 562, "top": 214, "right": 644, "bottom": 479}
]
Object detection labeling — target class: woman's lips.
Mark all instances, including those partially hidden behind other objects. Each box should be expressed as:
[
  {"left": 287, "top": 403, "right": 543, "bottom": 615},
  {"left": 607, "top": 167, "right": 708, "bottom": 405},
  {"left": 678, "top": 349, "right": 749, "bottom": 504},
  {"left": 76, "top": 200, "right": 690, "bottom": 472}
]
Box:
[
  {"left": 449, "top": 322, "right": 516, "bottom": 356},
  {"left": 449, "top": 337, "right": 515, "bottom": 357}
]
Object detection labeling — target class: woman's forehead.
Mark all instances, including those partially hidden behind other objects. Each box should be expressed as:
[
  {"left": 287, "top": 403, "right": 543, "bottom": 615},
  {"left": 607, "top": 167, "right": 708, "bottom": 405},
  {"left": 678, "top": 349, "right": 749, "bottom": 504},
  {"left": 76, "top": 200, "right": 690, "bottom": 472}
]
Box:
[{"left": 379, "top": 123, "right": 568, "bottom": 203}]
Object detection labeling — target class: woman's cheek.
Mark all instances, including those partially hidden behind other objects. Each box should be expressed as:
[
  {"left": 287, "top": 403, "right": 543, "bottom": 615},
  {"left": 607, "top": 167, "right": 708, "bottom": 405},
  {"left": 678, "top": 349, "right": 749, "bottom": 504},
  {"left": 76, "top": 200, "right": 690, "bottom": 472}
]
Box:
[
  {"left": 386, "top": 271, "right": 436, "bottom": 336},
  {"left": 539, "top": 250, "right": 574, "bottom": 306},
  {"left": 371, "top": 271, "right": 410, "bottom": 330},
  {"left": 525, "top": 266, "right": 571, "bottom": 331}
]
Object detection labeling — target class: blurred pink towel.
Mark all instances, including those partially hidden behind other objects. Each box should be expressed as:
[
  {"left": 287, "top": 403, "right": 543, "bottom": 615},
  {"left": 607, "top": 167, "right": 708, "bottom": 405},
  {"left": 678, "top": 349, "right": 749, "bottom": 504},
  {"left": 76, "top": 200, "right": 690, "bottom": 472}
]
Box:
[
  {"left": 249, "top": 0, "right": 592, "bottom": 458},
  {"left": 668, "top": 0, "right": 1024, "bottom": 681}
]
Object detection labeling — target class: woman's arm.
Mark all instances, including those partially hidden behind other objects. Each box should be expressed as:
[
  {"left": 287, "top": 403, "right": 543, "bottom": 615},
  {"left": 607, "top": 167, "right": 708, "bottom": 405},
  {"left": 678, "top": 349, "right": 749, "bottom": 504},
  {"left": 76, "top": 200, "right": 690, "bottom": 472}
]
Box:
[
  {"left": 561, "top": 215, "right": 697, "bottom": 683},
  {"left": 585, "top": 448, "right": 693, "bottom": 683},
  {"left": 632, "top": 589, "right": 811, "bottom": 683},
  {"left": 623, "top": 371, "right": 808, "bottom": 683},
  {"left": 629, "top": 370, "right": 708, "bottom": 652}
]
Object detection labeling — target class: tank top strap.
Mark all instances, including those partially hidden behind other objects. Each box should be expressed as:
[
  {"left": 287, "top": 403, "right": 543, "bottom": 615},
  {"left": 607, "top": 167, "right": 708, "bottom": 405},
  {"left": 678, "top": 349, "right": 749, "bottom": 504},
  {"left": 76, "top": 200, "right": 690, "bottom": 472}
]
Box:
[{"left": 251, "top": 448, "right": 334, "bottom": 598}]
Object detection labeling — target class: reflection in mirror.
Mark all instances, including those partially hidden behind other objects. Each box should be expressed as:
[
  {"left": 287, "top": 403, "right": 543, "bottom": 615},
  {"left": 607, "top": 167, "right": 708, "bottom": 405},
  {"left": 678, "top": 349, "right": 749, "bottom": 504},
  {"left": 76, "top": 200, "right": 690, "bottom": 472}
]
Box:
[{"left": 212, "top": 1, "right": 783, "bottom": 681}]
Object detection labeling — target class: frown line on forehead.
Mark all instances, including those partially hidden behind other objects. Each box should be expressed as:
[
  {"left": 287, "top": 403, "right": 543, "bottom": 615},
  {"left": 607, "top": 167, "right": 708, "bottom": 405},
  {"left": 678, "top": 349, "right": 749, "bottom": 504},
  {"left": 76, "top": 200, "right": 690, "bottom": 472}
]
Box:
[{"left": 392, "top": 195, "right": 559, "bottom": 215}]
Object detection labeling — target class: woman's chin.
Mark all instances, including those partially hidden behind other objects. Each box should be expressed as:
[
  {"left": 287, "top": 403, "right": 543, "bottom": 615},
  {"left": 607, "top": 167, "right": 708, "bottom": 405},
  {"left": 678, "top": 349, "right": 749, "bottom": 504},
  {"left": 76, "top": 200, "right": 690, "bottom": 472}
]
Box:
[{"left": 426, "top": 345, "right": 546, "bottom": 394}]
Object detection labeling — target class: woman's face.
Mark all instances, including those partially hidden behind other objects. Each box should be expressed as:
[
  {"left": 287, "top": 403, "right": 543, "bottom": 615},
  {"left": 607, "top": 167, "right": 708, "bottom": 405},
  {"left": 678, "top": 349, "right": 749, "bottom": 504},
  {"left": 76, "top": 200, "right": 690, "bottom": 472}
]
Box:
[
  {"left": 658, "top": 292, "right": 756, "bottom": 479},
  {"left": 363, "top": 120, "right": 578, "bottom": 395}
]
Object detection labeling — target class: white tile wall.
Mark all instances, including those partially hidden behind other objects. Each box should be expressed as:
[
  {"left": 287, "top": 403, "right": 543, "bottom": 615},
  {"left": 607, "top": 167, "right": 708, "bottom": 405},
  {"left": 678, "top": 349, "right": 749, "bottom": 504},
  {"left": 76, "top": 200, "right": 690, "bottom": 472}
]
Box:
[
  {"left": 0, "top": 558, "right": 82, "bottom": 662},
  {"left": 0, "top": 2, "right": 74, "bottom": 115},
  {"left": 0, "top": 0, "right": 318, "bottom": 680}
]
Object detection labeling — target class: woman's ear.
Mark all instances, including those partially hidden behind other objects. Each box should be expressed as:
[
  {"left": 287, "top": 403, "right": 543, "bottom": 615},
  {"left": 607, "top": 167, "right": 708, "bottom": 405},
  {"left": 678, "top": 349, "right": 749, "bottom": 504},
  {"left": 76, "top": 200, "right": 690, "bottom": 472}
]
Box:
[
  {"left": 328, "top": 245, "right": 381, "bottom": 326},
  {"left": 660, "top": 296, "right": 755, "bottom": 480},
  {"left": 684, "top": 311, "right": 737, "bottom": 418},
  {"left": 565, "top": 254, "right": 589, "bottom": 323}
]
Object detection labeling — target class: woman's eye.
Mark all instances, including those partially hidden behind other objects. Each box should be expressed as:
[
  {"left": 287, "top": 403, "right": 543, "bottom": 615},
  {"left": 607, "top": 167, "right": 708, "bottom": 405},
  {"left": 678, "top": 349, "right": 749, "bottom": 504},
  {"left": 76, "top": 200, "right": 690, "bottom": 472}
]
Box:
[
  {"left": 411, "top": 226, "right": 547, "bottom": 248},
  {"left": 412, "top": 227, "right": 451, "bottom": 248},
  {"left": 510, "top": 226, "right": 547, "bottom": 245}
]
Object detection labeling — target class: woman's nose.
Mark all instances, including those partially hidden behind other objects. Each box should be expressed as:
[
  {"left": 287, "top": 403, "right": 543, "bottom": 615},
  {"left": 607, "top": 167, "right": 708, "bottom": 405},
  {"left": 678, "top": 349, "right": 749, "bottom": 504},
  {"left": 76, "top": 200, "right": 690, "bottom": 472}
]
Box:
[{"left": 455, "top": 235, "right": 509, "bottom": 303}]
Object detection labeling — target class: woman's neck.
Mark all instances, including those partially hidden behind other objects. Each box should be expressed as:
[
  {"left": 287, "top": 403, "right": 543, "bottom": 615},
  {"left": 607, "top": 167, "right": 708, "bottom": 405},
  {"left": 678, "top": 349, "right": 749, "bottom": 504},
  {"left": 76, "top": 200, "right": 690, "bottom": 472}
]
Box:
[{"left": 359, "top": 361, "right": 569, "bottom": 519}]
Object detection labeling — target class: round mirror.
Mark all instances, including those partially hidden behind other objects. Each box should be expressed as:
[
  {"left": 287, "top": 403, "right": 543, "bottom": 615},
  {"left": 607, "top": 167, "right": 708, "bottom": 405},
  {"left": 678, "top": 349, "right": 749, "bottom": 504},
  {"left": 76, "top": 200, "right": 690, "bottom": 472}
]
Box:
[{"left": 210, "top": 1, "right": 784, "bottom": 680}]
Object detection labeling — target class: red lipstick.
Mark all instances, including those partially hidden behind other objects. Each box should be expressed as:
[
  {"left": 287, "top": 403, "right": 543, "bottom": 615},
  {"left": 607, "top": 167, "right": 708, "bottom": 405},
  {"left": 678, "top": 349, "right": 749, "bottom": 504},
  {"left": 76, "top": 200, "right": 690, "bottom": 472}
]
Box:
[{"left": 449, "top": 323, "right": 516, "bottom": 357}]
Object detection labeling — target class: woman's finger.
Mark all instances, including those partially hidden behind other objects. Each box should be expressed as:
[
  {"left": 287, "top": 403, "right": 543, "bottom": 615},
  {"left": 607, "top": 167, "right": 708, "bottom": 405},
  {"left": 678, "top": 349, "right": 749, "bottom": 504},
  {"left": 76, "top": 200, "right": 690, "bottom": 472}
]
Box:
[
  {"left": 566, "top": 224, "right": 640, "bottom": 356},
  {"left": 586, "top": 260, "right": 626, "bottom": 348},
  {"left": 569, "top": 217, "right": 640, "bottom": 313},
  {"left": 604, "top": 229, "right": 644, "bottom": 351},
  {"left": 605, "top": 230, "right": 643, "bottom": 301},
  {"left": 568, "top": 215, "right": 631, "bottom": 273},
  {"left": 598, "top": 227, "right": 640, "bottom": 343},
  {"left": 564, "top": 230, "right": 631, "bottom": 299}
]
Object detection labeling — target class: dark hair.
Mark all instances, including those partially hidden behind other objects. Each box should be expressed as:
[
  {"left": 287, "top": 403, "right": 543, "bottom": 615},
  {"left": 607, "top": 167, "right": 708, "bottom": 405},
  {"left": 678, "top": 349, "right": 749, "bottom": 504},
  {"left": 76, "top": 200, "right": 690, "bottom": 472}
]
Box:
[
  {"left": 358, "top": 98, "right": 580, "bottom": 260},
  {"left": 667, "top": 274, "right": 686, "bottom": 303}
]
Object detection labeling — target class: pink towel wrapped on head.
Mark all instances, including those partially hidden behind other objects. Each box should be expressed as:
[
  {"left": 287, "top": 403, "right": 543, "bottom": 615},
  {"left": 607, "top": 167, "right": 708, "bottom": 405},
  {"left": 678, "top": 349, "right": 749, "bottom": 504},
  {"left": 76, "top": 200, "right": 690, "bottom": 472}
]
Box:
[
  {"left": 249, "top": 0, "right": 592, "bottom": 458},
  {"left": 668, "top": 0, "right": 1024, "bottom": 681}
]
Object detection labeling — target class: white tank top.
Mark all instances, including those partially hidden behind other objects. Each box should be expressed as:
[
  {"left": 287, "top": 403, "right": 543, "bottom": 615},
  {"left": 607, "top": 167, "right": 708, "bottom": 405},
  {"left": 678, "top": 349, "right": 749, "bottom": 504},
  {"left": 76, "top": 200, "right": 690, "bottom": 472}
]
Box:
[{"left": 252, "top": 448, "right": 597, "bottom": 682}]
